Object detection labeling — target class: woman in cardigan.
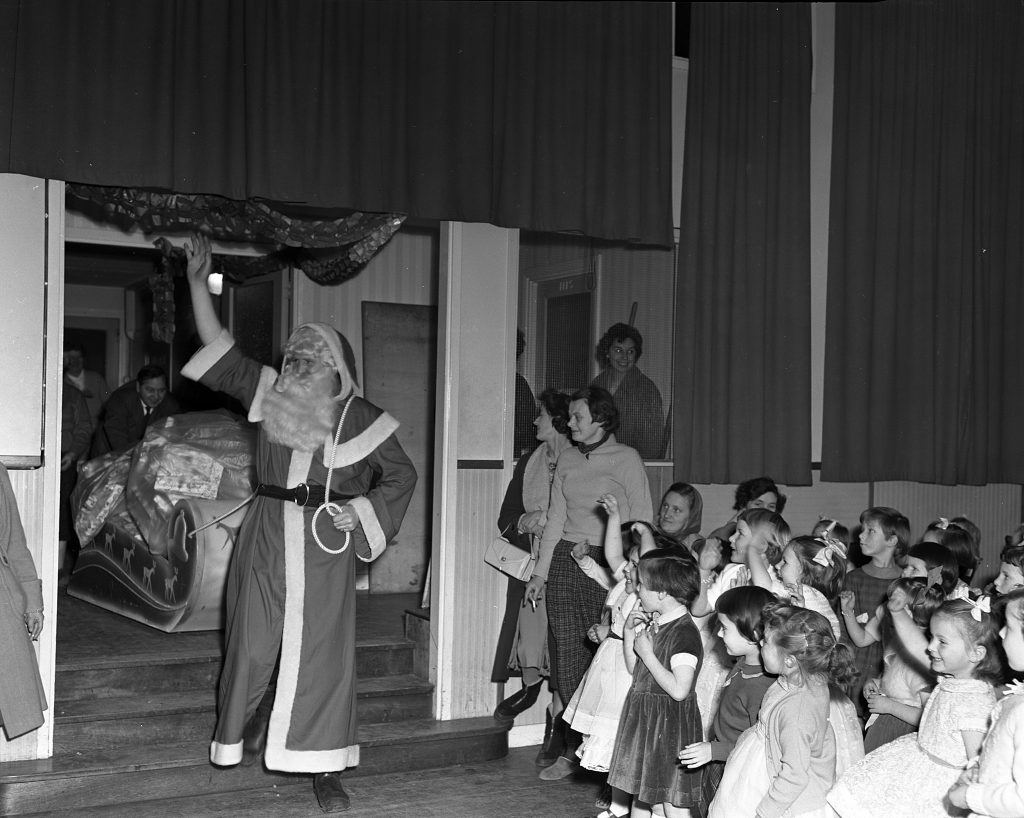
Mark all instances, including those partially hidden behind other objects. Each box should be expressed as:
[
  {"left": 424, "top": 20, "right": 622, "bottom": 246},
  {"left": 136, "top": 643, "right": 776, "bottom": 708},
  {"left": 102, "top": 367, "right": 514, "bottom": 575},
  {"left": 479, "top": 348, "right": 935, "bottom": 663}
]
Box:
[
  {"left": 0, "top": 462, "right": 46, "bottom": 740},
  {"left": 525, "top": 386, "right": 653, "bottom": 779},
  {"left": 491, "top": 389, "right": 573, "bottom": 745}
]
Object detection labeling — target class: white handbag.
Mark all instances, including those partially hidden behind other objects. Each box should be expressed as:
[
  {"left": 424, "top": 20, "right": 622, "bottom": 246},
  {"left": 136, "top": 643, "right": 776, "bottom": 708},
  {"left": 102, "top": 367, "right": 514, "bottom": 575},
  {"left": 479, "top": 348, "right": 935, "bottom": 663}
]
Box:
[{"left": 484, "top": 535, "right": 536, "bottom": 582}]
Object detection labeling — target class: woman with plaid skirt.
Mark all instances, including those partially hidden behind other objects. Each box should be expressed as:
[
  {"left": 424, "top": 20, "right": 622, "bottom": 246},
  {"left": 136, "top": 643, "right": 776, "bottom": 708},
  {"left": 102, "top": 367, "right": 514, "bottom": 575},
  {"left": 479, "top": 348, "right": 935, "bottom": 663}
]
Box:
[{"left": 525, "top": 386, "right": 653, "bottom": 780}]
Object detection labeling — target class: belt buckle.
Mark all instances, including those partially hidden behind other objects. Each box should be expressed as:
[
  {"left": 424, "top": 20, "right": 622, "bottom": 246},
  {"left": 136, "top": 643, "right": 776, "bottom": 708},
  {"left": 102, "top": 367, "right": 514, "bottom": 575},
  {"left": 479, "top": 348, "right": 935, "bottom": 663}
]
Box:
[{"left": 294, "top": 483, "right": 310, "bottom": 506}]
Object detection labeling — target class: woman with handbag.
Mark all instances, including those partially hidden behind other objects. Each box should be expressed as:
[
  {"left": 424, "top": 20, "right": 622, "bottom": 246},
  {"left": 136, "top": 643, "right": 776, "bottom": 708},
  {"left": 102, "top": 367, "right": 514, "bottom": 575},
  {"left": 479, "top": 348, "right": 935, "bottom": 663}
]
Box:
[
  {"left": 491, "top": 389, "right": 573, "bottom": 745},
  {"left": 524, "top": 386, "right": 654, "bottom": 780}
]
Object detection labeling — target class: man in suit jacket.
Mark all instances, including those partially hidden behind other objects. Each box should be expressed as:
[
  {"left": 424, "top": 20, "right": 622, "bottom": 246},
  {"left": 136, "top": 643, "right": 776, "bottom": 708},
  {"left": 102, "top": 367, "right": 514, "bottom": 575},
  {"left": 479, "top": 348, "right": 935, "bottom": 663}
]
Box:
[
  {"left": 93, "top": 365, "right": 181, "bottom": 456},
  {"left": 63, "top": 344, "right": 110, "bottom": 427}
]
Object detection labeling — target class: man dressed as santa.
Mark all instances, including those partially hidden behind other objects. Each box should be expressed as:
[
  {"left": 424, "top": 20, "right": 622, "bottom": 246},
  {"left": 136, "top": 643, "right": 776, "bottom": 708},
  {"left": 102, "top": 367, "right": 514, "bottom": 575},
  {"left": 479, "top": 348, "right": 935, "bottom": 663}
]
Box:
[{"left": 182, "top": 234, "right": 417, "bottom": 813}]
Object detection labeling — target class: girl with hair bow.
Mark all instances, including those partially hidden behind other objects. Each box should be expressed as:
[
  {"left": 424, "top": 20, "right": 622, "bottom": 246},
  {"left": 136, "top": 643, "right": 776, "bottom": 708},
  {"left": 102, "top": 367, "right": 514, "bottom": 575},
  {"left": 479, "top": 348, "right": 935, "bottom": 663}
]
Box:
[
  {"left": 778, "top": 535, "right": 847, "bottom": 640},
  {"left": 829, "top": 597, "right": 1001, "bottom": 818}
]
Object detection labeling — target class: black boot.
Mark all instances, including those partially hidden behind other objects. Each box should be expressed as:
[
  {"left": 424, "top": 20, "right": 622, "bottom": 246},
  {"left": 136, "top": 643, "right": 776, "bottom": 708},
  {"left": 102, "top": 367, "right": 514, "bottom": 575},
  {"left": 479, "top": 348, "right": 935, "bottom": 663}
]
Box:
[
  {"left": 535, "top": 708, "right": 566, "bottom": 767},
  {"left": 314, "top": 771, "right": 351, "bottom": 813},
  {"left": 240, "top": 694, "right": 273, "bottom": 766},
  {"left": 494, "top": 680, "right": 542, "bottom": 726}
]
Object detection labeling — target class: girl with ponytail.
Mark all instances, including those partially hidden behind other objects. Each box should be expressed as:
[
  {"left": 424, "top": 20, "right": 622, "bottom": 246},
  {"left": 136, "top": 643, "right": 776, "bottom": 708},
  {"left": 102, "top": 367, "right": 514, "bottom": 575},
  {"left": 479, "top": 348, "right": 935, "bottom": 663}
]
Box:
[{"left": 708, "top": 604, "right": 858, "bottom": 818}]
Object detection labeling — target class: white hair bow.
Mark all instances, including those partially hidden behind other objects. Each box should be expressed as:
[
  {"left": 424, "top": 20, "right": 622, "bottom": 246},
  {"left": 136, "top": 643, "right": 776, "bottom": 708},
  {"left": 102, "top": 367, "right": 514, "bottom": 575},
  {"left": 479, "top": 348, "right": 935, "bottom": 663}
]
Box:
[
  {"left": 812, "top": 535, "right": 847, "bottom": 568},
  {"left": 950, "top": 585, "right": 991, "bottom": 621},
  {"left": 937, "top": 517, "right": 950, "bottom": 530}
]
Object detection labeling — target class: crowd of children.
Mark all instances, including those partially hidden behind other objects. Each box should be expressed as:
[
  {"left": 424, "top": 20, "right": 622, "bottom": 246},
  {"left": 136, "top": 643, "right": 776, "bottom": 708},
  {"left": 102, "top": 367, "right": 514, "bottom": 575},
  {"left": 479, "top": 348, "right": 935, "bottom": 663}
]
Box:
[{"left": 515, "top": 481, "right": 1024, "bottom": 818}]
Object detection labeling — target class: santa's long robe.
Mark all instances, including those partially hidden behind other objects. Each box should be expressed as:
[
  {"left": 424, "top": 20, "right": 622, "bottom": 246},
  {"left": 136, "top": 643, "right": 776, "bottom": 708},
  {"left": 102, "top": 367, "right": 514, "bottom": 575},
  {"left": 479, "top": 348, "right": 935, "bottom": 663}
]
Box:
[{"left": 182, "top": 331, "right": 417, "bottom": 773}]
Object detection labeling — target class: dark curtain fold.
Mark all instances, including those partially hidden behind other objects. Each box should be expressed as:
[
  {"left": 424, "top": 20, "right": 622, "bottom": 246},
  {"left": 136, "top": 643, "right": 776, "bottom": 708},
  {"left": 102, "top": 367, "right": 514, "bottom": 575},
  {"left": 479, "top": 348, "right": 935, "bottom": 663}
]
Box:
[
  {"left": 0, "top": 0, "right": 672, "bottom": 246},
  {"left": 673, "top": 3, "right": 813, "bottom": 486},
  {"left": 822, "top": 0, "right": 1024, "bottom": 485}
]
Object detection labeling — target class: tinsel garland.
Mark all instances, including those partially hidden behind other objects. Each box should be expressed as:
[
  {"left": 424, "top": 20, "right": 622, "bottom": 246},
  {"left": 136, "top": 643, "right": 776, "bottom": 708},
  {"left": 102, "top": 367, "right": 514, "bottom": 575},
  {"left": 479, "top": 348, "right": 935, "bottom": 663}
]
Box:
[{"left": 66, "top": 184, "right": 405, "bottom": 285}]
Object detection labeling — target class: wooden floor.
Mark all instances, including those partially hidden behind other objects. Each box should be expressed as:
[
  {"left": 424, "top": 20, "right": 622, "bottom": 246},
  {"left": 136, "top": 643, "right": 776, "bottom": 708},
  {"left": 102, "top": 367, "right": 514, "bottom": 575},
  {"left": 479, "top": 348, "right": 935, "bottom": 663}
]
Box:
[
  {"left": 27, "top": 747, "right": 607, "bottom": 817},
  {"left": 32, "top": 593, "right": 602, "bottom": 816},
  {"left": 29, "top": 592, "right": 571, "bottom": 817}
]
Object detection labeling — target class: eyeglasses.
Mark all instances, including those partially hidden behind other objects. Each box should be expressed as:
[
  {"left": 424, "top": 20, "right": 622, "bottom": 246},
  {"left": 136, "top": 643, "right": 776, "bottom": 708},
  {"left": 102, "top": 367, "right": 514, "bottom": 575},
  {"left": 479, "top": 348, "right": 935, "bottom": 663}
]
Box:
[{"left": 281, "top": 355, "right": 331, "bottom": 377}]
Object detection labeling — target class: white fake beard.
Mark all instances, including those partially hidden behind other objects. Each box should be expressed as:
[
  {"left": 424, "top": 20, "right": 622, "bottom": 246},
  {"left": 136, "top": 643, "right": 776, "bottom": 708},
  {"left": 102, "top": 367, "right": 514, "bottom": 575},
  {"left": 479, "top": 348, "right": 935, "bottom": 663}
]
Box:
[{"left": 261, "top": 379, "right": 338, "bottom": 452}]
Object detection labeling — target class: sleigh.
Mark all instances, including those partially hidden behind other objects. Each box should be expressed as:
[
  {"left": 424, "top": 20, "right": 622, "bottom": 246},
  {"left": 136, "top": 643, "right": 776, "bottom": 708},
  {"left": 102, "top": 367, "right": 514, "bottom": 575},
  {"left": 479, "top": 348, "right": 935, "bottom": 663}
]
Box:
[
  {"left": 68, "top": 411, "right": 256, "bottom": 632},
  {"left": 68, "top": 499, "right": 246, "bottom": 632}
]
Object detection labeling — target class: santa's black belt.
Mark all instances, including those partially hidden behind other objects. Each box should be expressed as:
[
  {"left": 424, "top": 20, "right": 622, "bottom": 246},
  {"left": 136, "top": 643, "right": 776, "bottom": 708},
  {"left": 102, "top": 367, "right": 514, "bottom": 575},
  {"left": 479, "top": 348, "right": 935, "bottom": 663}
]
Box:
[{"left": 254, "top": 482, "right": 353, "bottom": 508}]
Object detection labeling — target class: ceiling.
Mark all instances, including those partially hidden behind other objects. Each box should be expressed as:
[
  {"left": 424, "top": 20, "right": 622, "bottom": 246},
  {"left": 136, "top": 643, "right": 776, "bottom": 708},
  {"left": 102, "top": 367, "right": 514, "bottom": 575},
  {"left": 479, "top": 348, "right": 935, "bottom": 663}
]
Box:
[{"left": 65, "top": 243, "right": 160, "bottom": 288}]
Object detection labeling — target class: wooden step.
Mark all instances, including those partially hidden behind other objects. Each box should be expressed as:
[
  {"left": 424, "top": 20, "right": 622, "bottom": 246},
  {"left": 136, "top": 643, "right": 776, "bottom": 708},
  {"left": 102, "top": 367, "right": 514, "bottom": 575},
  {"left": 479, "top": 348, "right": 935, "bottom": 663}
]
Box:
[
  {"left": 54, "top": 653, "right": 221, "bottom": 701},
  {"left": 55, "top": 637, "right": 414, "bottom": 701},
  {"left": 53, "top": 675, "right": 434, "bottom": 750},
  {"left": 0, "top": 717, "right": 508, "bottom": 815}
]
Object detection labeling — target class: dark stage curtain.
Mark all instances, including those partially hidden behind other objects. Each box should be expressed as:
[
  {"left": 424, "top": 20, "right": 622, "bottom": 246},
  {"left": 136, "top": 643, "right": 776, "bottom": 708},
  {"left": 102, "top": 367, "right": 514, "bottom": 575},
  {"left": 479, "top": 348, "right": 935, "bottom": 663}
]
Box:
[
  {"left": 672, "top": 3, "right": 813, "bottom": 486},
  {"left": 0, "top": 0, "right": 672, "bottom": 246},
  {"left": 822, "top": 1, "right": 1024, "bottom": 485}
]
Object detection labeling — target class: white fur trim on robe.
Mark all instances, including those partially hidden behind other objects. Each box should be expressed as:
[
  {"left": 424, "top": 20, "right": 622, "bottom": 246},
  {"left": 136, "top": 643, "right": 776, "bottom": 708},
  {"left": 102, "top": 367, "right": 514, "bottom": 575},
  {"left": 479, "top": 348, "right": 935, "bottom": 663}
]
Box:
[
  {"left": 349, "top": 495, "right": 387, "bottom": 562},
  {"left": 321, "top": 410, "right": 399, "bottom": 468},
  {"left": 180, "top": 328, "right": 236, "bottom": 381},
  {"left": 263, "top": 450, "right": 360, "bottom": 773},
  {"left": 210, "top": 740, "right": 243, "bottom": 767}
]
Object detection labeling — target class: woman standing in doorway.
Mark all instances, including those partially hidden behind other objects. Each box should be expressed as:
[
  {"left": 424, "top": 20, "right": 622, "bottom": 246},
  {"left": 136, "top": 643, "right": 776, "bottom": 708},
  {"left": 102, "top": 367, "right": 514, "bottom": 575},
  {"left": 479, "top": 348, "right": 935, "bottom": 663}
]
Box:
[{"left": 590, "top": 323, "right": 665, "bottom": 461}]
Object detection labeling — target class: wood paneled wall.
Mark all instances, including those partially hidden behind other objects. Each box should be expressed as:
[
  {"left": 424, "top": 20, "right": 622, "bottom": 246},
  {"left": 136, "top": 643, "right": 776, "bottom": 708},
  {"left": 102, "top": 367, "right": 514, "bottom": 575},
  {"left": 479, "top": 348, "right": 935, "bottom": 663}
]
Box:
[
  {"left": 875, "top": 481, "right": 1020, "bottom": 584},
  {"left": 448, "top": 467, "right": 509, "bottom": 718}
]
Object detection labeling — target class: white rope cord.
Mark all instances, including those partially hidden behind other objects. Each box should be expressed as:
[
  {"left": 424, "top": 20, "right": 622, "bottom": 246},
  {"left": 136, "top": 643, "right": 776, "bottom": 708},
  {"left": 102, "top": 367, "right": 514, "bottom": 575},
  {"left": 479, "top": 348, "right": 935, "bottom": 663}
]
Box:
[{"left": 312, "top": 394, "right": 356, "bottom": 554}]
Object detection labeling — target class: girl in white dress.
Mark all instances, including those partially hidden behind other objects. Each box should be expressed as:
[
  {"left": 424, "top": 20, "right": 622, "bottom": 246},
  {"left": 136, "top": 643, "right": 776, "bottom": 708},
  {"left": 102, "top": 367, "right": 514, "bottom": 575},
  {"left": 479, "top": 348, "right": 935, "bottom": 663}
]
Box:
[
  {"left": 709, "top": 604, "right": 858, "bottom": 818},
  {"left": 777, "top": 533, "right": 847, "bottom": 639},
  {"left": 563, "top": 496, "right": 662, "bottom": 818},
  {"left": 827, "top": 596, "right": 1001, "bottom": 818},
  {"left": 947, "top": 587, "right": 1024, "bottom": 816}
]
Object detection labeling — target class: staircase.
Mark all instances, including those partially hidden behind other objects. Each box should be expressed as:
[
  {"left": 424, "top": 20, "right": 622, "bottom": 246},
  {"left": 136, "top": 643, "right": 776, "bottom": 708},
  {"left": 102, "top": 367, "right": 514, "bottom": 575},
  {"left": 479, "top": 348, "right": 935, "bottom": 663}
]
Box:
[{"left": 0, "top": 593, "right": 507, "bottom": 815}]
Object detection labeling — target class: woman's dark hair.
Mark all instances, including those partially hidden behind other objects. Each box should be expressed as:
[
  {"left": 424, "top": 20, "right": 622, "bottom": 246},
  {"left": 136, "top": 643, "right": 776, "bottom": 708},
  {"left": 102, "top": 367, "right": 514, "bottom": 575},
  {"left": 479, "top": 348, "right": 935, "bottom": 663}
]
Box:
[
  {"left": 715, "top": 585, "right": 776, "bottom": 644},
  {"left": 733, "top": 476, "right": 787, "bottom": 514},
  {"left": 538, "top": 388, "right": 571, "bottom": 438},
  {"left": 906, "top": 541, "right": 959, "bottom": 598},
  {"left": 637, "top": 546, "right": 700, "bottom": 607},
  {"left": 570, "top": 386, "right": 619, "bottom": 433},
  {"left": 595, "top": 322, "right": 644, "bottom": 367}
]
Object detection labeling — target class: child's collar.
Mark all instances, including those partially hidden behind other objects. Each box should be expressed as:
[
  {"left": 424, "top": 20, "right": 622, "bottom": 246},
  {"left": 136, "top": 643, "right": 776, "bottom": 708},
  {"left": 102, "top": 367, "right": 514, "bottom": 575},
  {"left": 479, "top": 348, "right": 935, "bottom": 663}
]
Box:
[{"left": 656, "top": 604, "right": 688, "bottom": 626}]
